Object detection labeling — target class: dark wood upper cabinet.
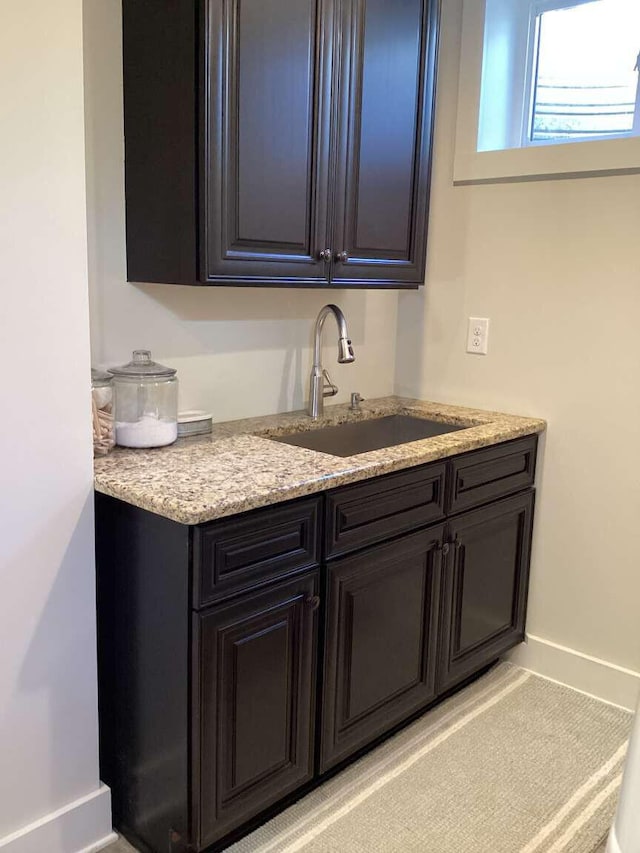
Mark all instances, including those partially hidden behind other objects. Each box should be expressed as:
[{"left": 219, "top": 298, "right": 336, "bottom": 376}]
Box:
[{"left": 122, "top": 0, "right": 440, "bottom": 288}]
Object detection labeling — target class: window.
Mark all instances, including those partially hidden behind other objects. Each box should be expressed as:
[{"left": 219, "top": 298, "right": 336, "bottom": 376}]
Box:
[
  {"left": 454, "top": 0, "right": 640, "bottom": 182},
  {"left": 479, "top": 0, "right": 640, "bottom": 151},
  {"left": 527, "top": 0, "right": 640, "bottom": 144}
]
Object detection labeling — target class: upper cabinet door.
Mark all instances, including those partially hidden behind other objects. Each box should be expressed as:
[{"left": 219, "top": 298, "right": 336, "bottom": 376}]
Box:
[
  {"left": 331, "top": 0, "right": 439, "bottom": 287},
  {"left": 203, "top": 0, "right": 334, "bottom": 285}
]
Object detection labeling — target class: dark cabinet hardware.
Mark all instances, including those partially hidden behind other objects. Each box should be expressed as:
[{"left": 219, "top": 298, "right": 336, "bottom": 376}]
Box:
[
  {"left": 306, "top": 594, "right": 321, "bottom": 611},
  {"left": 441, "top": 542, "right": 450, "bottom": 556},
  {"left": 121, "top": 0, "right": 440, "bottom": 288}
]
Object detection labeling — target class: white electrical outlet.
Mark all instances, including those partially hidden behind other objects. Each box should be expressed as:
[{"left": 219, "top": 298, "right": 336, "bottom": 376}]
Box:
[{"left": 467, "top": 317, "right": 490, "bottom": 355}]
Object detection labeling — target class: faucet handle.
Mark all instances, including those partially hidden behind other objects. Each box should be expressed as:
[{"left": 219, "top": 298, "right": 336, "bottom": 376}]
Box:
[
  {"left": 322, "top": 369, "right": 339, "bottom": 398},
  {"left": 350, "top": 392, "right": 364, "bottom": 409}
]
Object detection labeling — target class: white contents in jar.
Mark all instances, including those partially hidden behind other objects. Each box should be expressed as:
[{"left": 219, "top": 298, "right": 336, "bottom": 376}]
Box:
[{"left": 115, "top": 415, "right": 178, "bottom": 448}]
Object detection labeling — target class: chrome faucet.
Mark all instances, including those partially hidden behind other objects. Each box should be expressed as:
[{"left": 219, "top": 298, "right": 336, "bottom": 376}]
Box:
[{"left": 308, "top": 304, "right": 355, "bottom": 419}]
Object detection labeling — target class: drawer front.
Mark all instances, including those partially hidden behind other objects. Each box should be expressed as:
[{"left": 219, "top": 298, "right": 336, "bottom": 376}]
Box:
[
  {"left": 325, "top": 463, "right": 446, "bottom": 559},
  {"left": 447, "top": 436, "right": 537, "bottom": 515},
  {"left": 194, "top": 498, "right": 321, "bottom": 607}
]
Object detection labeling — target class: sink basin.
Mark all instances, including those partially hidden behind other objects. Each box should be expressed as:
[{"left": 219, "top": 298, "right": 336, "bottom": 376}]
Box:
[{"left": 270, "top": 414, "right": 467, "bottom": 457}]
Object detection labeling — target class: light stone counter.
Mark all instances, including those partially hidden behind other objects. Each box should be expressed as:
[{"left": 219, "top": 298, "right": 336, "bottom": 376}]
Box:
[{"left": 93, "top": 396, "right": 546, "bottom": 525}]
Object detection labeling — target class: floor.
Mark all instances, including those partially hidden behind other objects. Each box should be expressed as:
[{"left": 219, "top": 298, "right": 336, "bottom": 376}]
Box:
[
  {"left": 103, "top": 831, "right": 611, "bottom": 852},
  {"left": 100, "top": 665, "right": 627, "bottom": 853}
]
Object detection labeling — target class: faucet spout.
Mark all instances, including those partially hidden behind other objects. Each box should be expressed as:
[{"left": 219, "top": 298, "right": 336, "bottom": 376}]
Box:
[{"left": 309, "top": 305, "right": 355, "bottom": 419}]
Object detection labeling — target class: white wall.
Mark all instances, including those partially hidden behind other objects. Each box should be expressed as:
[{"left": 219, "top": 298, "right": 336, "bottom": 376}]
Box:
[
  {"left": 0, "top": 1, "right": 112, "bottom": 850},
  {"left": 396, "top": 0, "right": 640, "bottom": 685},
  {"left": 84, "top": 0, "right": 398, "bottom": 423}
]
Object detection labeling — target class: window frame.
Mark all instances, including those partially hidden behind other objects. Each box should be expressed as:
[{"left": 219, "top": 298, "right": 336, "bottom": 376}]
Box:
[{"left": 453, "top": 0, "right": 640, "bottom": 183}]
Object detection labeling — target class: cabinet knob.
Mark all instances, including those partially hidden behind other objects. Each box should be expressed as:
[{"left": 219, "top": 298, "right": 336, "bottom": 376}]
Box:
[
  {"left": 335, "top": 251, "right": 349, "bottom": 263},
  {"left": 441, "top": 542, "right": 450, "bottom": 556},
  {"left": 318, "top": 249, "right": 332, "bottom": 262},
  {"left": 306, "top": 594, "right": 321, "bottom": 612}
]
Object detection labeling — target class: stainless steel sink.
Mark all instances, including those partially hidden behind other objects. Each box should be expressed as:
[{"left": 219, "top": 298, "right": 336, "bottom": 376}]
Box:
[{"left": 270, "top": 414, "right": 467, "bottom": 457}]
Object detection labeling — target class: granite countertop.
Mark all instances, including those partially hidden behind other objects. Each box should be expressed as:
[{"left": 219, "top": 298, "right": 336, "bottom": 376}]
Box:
[{"left": 93, "top": 395, "right": 546, "bottom": 525}]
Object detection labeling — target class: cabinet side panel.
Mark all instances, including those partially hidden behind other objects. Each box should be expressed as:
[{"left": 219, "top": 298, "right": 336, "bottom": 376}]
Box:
[
  {"left": 122, "top": 0, "right": 198, "bottom": 284},
  {"left": 95, "top": 493, "right": 191, "bottom": 851}
]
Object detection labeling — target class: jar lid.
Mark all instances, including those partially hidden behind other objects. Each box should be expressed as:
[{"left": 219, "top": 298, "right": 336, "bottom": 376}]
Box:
[
  {"left": 91, "top": 367, "right": 112, "bottom": 387},
  {"left": 108, "top": 350, "right": 177, "bottom": 379}
]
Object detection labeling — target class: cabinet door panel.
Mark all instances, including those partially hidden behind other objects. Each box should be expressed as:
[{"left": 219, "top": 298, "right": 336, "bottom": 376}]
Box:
[
  {"left": 321, "top": 526, "right": 443, "bottom": 772},
  {"left": 331, "top": 0, "right": 439, "bottom": 286},
  {"left": 438, "top": 492, "right": 534, "bottom": 693},
  {"left": 204, "top": 0, "right": 333, "bottom": 284},
  {"left": 196, "top": 573, "right": 318, "bottom": 847}
]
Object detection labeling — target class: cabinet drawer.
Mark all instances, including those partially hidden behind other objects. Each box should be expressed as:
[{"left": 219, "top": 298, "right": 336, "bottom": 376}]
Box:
[
  {"left": 447, "top": 436, "right": 537, "bottom": 515},
  {"left": 325, "top": 463, "right": 446, "bottom": 559},
  {"left": 194, "top": 498, "right": 321, "bottom": 607}
]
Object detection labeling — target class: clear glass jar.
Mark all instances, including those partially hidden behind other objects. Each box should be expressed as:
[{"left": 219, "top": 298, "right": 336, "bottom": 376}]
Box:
[
  {"left": 108, "top": 350, "right": 178, "bottom": 448},
  {"left": 91, "top": 367, "right": 114, "bottom": 456}
]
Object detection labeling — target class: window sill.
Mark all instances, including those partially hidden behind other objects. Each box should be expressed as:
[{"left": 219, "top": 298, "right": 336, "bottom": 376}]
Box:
[{"left": 453, "top": 135, "right": 640, "bottom": 185}]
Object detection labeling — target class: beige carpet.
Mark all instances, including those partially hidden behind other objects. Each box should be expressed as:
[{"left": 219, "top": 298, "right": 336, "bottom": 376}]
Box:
[
  {"left": 227, "top": 664, "right": 630, "bottom": 853},
  {"left": 105, "top": 664, "right": 629, "bottom": 853}
]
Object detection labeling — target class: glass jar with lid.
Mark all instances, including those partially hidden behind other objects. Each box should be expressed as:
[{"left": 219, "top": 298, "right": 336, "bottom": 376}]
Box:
[
  {"left": 108, "top": 350, "right": 178, "bottom": 448},
  {"left": 91, "top": 367, "right": 114, "bottom": 456}
]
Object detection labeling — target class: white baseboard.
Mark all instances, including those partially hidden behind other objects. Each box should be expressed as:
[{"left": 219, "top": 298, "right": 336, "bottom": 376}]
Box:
[
  {"left": 0, "top": 785, "right": 115, "bottom": 853},
  {"left": 507, "top": 634, "right": 640, "bottom": 712},
  {"left": 605, "top": 826, "right": 619, "bottom": 853}
]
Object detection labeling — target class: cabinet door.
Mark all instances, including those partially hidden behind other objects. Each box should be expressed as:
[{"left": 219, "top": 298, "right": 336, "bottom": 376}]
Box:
[
  {"left": 438, "top": 492, "right": 534, "bottom": 694},
  {"left": 196, "top": 573, "right": 319, "bottom": 848},
  {"left": 330, "top": 0, "right": 439, "bottom": 287},
  {"left": 321, "top": 526, "right": 444, "bottom": 772},
  {"left": 204, "top": 0, "right": 334, "bottom": 285}
]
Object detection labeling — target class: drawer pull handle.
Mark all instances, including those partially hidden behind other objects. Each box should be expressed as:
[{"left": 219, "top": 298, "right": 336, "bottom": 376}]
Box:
[{"left": 306, "top": 594, "right": 321, "bottom": 612}]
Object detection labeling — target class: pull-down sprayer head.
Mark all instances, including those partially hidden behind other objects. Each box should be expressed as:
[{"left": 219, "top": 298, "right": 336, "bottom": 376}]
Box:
[{"left": 338, "top": 336, "right": 355, "bottom": 364}]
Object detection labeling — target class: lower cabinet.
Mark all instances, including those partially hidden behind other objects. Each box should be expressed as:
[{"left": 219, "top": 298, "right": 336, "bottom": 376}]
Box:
[
  {"left": 437, "top": 491, "right": 534, "bottom": 693},
  {"left": 95, "top": 435, "right": 538, "bottom": 853},
  {"left": 196, "top": 573, "right": 320, "bottom": 848},
  {"left": 321, "top": 526, "right": 444, "bottom": 771}
]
